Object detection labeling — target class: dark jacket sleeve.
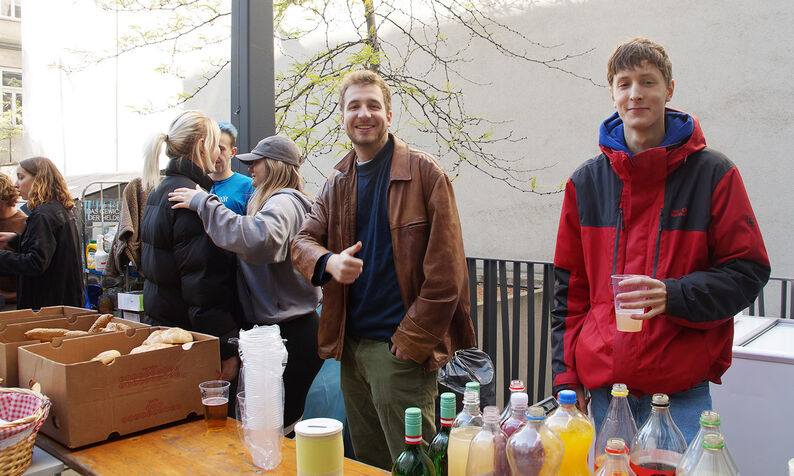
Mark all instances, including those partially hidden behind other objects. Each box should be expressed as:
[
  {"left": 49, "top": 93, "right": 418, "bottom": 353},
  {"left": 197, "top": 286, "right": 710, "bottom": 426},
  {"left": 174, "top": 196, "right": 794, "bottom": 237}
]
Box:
[
  {"left": 171, "top": 208, "right": 240, "bottom": 359},
  {"left": 0, "top": 208, "right": 57, "bottom": 277},
  {"left": 663, "top": 167, "right": 770, "bottom": 328}
]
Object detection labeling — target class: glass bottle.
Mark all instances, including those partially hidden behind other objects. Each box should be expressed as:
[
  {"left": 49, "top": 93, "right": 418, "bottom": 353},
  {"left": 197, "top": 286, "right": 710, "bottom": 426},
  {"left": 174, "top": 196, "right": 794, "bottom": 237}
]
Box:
[
  {"left": 505, "top": 405, "right": 563, "bottom": 476},
  {"left": 594, "top": 383, "right": 638, "bottom": 471},
  {"left": 392, "top": 407, "right": 436, "bottom": 476},
  {"left": 546, "top": 389, "right": 594, "bottom": 476},
  {"left": 447, "top": 382, "right": 483, "bottom": 476},
  {"left": 687, "top": 434, "right": 739, "bottom": 476},
  {"left": 595, "top": 438, "right": 636, "bottom": 476},
  {"left": 677, "top": 410, "right": 739, "bottom": 476},
  {"left": 500, "top": 391, "right": 528, "bottom": 437},
  {"left": 429, "top": 392, "right": 456, "bottom": 476},
  {"left": 465, "top": 406, "right": 509, "bottom": 476},
  {"left": 629, "top": 394, "right": 687, "bottom": 476},
  {"left": 499, "top": 380, "right": 526, "bottom": 425}
]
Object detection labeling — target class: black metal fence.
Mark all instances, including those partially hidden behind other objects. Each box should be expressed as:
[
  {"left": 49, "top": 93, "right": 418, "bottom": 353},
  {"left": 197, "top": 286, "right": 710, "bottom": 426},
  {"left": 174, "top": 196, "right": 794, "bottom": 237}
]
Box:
[{"left": 466, "top": 257, "right": 793, "bottom": 409}]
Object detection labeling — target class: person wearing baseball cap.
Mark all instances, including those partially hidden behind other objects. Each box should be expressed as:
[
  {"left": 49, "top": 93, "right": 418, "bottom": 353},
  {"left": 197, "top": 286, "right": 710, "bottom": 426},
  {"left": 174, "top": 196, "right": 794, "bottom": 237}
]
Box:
[{"left": 169, "top": 134, "right": 323, "bottom": 432}]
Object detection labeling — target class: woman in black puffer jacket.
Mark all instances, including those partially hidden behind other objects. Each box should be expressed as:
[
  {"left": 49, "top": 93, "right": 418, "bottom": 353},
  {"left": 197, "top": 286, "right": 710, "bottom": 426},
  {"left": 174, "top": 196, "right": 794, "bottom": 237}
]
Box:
[
  {"left": 0, "top": 157, "right": 84, "bottom": 310},
  {"left": 140, "top": 110, "right": 240, "bottom": 380}
]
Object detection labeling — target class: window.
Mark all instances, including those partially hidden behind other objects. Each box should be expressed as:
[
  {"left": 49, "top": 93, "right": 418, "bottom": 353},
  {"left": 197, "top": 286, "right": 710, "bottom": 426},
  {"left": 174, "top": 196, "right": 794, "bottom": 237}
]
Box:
[
  {"left": 0, "top": 0, "right": 20, "bottom": 19},
  {"left": 1, "top": 69, "right": 21, "bottom": 125}
]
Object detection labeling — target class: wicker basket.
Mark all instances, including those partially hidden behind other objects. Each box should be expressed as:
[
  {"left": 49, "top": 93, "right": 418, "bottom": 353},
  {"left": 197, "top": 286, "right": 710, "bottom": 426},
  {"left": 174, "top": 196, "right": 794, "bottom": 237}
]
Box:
[{"left": 0, "top": 386, "right": 51, "bottom": 476}]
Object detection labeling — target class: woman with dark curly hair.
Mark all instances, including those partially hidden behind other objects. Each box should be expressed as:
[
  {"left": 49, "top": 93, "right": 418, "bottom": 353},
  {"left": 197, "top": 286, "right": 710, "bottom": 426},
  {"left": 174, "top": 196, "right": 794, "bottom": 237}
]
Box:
[
  {"left": 0, "top": 157, "right": 84, "bottom": 309},
  {"left": 0, "top": 173, "right": 26, "bottom": 309}
]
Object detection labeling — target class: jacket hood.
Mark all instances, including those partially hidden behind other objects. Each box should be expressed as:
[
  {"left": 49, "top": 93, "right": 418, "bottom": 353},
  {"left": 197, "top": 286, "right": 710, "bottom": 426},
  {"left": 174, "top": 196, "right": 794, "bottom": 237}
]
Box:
[{"left": 272, "top": 187, "right": 314, "bottom": 213}]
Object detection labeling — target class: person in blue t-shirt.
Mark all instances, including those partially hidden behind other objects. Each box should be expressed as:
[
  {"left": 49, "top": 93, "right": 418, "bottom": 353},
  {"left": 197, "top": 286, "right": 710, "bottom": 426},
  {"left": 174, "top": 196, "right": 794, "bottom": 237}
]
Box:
[{"left": 208, "top": 122, "right": 254, "bottom": 215}]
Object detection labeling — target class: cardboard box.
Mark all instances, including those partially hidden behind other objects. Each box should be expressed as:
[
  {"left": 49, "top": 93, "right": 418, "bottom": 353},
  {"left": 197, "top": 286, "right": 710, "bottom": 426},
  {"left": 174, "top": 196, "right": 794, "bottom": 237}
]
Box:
[
  {"left": 0, "top": 306, "right": 97, "bottom": 330},
  {"left": 18, "top": 327, "right": 220, "bottom": 448},
  {"left": 117, "top": 292, "right": 144, "bottom": 312},
  {"left": 0, "top": 314, "right": 146, "bottom": 387}
]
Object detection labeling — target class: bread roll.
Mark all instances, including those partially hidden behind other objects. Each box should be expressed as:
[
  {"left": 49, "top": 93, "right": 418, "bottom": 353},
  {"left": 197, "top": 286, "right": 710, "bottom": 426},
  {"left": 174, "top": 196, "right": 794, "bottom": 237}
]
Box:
[
  {"left": 91, "top": 349, "right": 121, "bottom": 365},
  {"left": 130, "top": 342, "right": 174, "bottom": 354},
  {"left": 24, "top": 328, "right": 69, "bottom": 342},
  {"left": 89, "top": 314, "right": 115, "bottom": 333},
  {"left": 143, "top": 327, "right": 193, "bottom": 345},
  {"left": 64, "top": 330, "right": 91, "bottom": 338},
  {"left": 102, "top": 322, "right": 131, "bottom": 333}
]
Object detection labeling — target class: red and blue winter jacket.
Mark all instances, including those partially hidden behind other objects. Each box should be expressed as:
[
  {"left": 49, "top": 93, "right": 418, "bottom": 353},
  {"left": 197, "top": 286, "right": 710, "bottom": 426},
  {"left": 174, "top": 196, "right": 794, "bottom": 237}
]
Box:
[{"left": 551, "top": 109, "right": 770, "bottom": 396}]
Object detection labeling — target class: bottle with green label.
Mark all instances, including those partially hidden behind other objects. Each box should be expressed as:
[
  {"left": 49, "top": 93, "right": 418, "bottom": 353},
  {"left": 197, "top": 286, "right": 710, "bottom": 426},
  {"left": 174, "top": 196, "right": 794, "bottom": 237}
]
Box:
[
  {"left": 392, "top": 407, "right": 436, "bottom": 476},
  {"left": 428, "top": 392, "right": 455, "bottom": 475}
]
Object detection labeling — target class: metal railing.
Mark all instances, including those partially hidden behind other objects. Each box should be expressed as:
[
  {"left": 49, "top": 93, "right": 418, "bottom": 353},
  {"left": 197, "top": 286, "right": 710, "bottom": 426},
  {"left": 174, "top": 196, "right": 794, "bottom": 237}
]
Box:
[{"left": 467, "top": 257, "right": 793, "bottom": 408}]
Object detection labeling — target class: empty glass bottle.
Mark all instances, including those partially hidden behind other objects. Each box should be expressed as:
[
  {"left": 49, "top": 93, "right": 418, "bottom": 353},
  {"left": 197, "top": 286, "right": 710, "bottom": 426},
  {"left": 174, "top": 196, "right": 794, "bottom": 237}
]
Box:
[
  {"left": 499, "top": 380, "right": 526, "bottom": 425},
  {"left": 505, "top": 405, "right": 563, "bottom": 476},
  {"left": 392, "top": 407, "right": 436, "bottom": 476},
  {"left": 447, "top": 382, "right": 483, "bottom": 476},
  {"left": 595, "top": 438, "right": 636, "bottom": 476},
  {"left": 594, "top": 383, "right": 637, "bottom": 471},
  {"left": 500, "top": 391, "right": 528, "bottom": 437},
  {"left": 687, "top": 434, "right": 739, "bottom": 476},
  {"left": 428, "top": 392, "right": 456, "bottom": 476},
  {"left": 465, "top": 406, "right": 509, "bottom": 476},
  {"left": 629, "top": 394, "right": 687, "bottom": 476},
  {"left": 677, "top": 410, "right": 738, "bottom": 475}
]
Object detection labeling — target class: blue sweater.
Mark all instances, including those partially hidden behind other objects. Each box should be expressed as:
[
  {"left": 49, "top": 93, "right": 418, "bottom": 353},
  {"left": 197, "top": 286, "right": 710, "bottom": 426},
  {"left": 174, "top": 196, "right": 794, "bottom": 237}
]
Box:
[
  {"left": 346, "top": 138, "right": 405, "bottom": 341},
  {"left": 210, "top": 172, "right": 254, "bottom": 215}
]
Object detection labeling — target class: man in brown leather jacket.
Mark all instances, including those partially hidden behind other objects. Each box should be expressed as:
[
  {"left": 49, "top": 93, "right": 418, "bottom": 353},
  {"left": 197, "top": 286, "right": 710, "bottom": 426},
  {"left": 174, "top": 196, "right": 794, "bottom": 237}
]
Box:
[{"left": 292, "top": 69, "right": 475, "bottom": 469}]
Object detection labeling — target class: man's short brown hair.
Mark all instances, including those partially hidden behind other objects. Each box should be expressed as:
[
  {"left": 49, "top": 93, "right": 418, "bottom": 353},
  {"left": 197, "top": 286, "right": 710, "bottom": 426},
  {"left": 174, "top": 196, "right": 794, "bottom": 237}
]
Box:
[
  {"left": 0, "top": 173, "right": 18, "bottom": 208},
  {"left": 607, "top": 38, "right": 673, "bottom": 87},
  {"left": 338, "top": 69, "right": 392, "bottom": 113}
]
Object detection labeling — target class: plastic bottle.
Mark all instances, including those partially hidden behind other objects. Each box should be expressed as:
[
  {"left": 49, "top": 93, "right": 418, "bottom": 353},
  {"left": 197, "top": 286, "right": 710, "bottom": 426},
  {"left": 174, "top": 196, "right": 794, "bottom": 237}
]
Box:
[
  {"left": 447, "top": 382, "right": 483, "bottom": 476},
  {"left": 629, "top": 394, "right": 687, "bottom": 476},
  {"left": 677, "top": 410, "right": 738, "bottom": 476},
  {"left": 499, "top": 380, "right": 526, "bottom": 425},
  {"left": 86, "top": 241, "right": 97, "bottom": 269},
  {"left": 500, "top": 391, "right": 528, "bottom": 437},
  {"left": 687, "top": 434, "right": 738, "bottom": 476},
  {"left": 595, "top": 438, "right": 636, "bottom": 476},
  {"left": 594, "top": 383, "right": 638, "bottom": 471},
  {"left": 465, "top": 406, "right": 509, "bottom": 476},
  {"left": 505, "top": 405, "right": 563, "bottom": 476},
  {"left": 429, "top": 392, "right": 456, "bottom": 476},
  {"left": 546, "top": 389, "right": 594, "bottom": 475},
  {"left": 392, "top": 407, "right": 436, "bottom": 476},
  {"left": 94, "top": 234, "right": 108, "bottom": 272}
]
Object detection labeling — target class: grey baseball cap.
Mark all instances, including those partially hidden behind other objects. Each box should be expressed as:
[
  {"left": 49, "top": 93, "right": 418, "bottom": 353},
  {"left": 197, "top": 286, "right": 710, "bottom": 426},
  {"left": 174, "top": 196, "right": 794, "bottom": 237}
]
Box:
[{"left": 235, "top": 135, "right": 302, "bottom": 166}]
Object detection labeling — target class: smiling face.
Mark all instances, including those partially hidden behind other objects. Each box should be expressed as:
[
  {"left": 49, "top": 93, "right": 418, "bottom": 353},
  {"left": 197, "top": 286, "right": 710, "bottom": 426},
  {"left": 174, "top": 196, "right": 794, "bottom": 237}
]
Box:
[
  {"left": 611, "top": 61, "right": 674, "bottom": 138},
  {"left": 340, "top": 83, "right": 392, "bottom": 159},
  {"left": 15, "top": 167, "right": 34, "bottom": 200},
  {"left": 215, "top": 132, "right": 237, "bottom": 174},
  {"left": 248, "top": 159, "right": 266, "bottom": 187}
]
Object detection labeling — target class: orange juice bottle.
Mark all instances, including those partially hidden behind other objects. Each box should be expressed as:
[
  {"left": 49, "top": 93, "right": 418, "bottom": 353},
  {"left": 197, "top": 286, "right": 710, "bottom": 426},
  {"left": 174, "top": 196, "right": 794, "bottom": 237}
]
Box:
[{"left": 546, "top": 389, "right": 594, "bottom": 476}]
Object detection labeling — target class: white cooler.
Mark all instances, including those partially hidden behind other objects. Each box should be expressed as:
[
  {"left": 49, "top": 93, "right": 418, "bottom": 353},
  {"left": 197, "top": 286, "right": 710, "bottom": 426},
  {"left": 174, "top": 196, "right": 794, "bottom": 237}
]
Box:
[{"left": 711, "top": 315, "right": 794, "bottom": 475}]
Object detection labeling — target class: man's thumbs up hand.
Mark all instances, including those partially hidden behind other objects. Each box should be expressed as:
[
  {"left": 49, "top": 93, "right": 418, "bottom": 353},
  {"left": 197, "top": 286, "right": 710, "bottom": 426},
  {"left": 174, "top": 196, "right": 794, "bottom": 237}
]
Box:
[{"left": 326, "top": 241, "right": 364, "bottom": 284}]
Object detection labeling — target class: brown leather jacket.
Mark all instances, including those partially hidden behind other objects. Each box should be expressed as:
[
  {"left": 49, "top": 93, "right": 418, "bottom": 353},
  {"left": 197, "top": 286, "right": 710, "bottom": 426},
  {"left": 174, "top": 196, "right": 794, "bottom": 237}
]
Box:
[{"left": 291, "top": 134, "right": 475, "bottom": 371}]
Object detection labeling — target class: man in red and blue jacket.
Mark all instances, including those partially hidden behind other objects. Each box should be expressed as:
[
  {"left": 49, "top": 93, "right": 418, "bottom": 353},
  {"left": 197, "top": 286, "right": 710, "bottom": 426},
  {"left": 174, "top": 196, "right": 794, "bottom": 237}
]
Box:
[{"left": 551, "top": 38, "right": 770, "bottom": 441}]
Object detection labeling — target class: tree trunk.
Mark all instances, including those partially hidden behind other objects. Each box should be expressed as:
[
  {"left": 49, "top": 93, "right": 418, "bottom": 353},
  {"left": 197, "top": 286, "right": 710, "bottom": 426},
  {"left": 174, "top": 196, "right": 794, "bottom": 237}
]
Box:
[{"left": 363, "top": 0, "right": 380, "bottom": 72}]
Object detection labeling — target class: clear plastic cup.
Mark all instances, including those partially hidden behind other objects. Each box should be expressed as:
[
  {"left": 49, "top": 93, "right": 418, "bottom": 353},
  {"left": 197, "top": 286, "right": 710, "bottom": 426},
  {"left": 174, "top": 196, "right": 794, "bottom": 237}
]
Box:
[
  {"left": 611, "top": 274, "right": 648, "bottom": 332},
  {"left": 199, "top": 380, "right": 230, "bottom": 431}
]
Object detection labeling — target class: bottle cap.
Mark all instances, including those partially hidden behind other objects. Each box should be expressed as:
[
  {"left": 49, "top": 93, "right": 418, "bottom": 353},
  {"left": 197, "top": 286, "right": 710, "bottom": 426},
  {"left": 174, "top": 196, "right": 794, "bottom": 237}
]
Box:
[
  {"left": 605, "top": 438, "right": 626, "bottom": 454},
  {"left": 611, "top": 383, "right": 629, "bottom": 397},
  {"left": 404, "top": 407, "right": 422, "bottom": 438},
  {"left": 465, "top": 381, "right": 480, "bottom": 393},
  {"left": 557, "top": 389, "right": 577, "bottom": 405},
  {"left": 509, "top": 380, "right": 526, "bottom": 391},
  {"left": 510, "top": 392, "right": 529, "bottom": 409},
  {"left": 651, "top": 393, "right": 669, "bottom": 407},
  {"left": 702, "top": 433, "right": 725, "bottom": 450},
  {"left": 699, "top": 410, "right": 721, "bottom": 426},
  {"left": 527, "top": 406, "right": 545, "bottom": 420},
  {"left": 439, "top": 392, "right": 456, "bottom": 421},
  {"left": 483, "top": 405, "right": 500, "bottom": 423}
]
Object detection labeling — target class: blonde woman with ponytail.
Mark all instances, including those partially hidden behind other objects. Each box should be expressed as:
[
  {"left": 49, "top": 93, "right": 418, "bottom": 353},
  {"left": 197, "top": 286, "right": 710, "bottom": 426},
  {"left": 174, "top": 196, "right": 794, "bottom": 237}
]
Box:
[
  {"left": 169, "top": 135, "right": 323, "bottom": 430},
  {"left": 140, "top": 110, "right": 240, "bottom": 381},
  {"left": 0, "top": 157, "right": 84, "bottom": 309}
]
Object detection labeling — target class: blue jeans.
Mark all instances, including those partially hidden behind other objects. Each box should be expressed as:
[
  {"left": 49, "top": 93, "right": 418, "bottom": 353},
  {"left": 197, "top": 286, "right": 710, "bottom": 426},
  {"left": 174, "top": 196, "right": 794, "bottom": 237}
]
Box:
[{"left": 589, "top": 381, "right": 711, "bottom": 444}]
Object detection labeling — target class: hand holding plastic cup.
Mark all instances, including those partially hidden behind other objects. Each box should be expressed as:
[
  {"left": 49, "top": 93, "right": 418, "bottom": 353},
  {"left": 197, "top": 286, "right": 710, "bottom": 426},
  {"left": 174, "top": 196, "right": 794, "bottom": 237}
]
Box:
[
  {"left": 611, "top": 274, "right": 649, "bottom": 332},
  {"left": 199, "top": 380, "right": 230, "bottom": 431}
]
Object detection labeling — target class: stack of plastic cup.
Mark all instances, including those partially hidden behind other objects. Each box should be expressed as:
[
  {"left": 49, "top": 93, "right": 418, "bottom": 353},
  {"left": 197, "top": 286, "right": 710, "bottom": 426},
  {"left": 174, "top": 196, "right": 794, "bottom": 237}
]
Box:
[{"left": 238, "top": 325, "right": 288, "bottom": 470}]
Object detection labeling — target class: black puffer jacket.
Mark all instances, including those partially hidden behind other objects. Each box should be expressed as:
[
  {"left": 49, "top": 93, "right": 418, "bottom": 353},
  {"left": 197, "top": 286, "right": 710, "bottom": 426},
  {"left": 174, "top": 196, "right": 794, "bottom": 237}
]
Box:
[
  {"left": 140, "top": 158, "right": 240, "bottom": 359},
  {"left": 0, "top": 202, "right": 84, "bottom": 310}
]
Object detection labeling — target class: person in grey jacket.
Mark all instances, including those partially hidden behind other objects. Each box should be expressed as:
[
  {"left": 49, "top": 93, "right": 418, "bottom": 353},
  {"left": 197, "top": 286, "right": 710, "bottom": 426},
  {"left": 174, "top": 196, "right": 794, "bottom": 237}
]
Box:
[{"left": 168, "top": 134, "right": 323, "bottom": 431}]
